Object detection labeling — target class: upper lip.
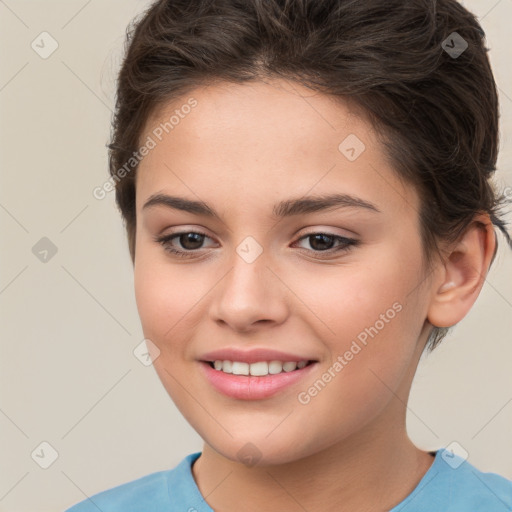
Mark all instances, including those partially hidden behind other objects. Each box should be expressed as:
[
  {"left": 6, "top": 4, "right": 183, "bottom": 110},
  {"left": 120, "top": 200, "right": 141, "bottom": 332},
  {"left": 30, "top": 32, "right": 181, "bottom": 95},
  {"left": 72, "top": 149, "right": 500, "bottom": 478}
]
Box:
[{"left": 199, "top": 348, "right": 316, "bottom": 364}]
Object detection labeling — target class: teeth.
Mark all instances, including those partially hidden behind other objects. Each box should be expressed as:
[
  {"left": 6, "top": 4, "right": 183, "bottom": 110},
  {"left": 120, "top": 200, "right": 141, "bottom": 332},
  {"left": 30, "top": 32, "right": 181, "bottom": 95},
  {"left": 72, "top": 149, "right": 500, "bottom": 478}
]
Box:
[
  {"left": 249, "top": 361, "right": 268, "bottom": 376},
  {"left": 231, "top": 362, "right": 249, "bottom": 375},
  {"left": 211, "top": 360, "right": 309, "bottom": 376},
  {"left": 268, "top": 360, "right": 283, "bottom": 374},
  {"left": 282, "top": 361, "right": 297, "bottom": 372}
]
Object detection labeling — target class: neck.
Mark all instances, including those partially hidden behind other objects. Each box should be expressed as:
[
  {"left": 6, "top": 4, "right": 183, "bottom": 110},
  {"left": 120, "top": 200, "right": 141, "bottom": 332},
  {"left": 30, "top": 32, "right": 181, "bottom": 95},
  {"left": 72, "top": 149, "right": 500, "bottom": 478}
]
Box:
[{"left": 192, "top": 416, "right": 434, "bottom": 512}]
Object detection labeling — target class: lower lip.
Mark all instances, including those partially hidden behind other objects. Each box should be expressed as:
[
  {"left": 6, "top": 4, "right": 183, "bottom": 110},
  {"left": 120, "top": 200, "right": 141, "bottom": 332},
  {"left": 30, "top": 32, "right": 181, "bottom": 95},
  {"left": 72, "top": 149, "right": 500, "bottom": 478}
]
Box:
[{"left": 199, "top": 361, "right": 317, "bottom": 400}]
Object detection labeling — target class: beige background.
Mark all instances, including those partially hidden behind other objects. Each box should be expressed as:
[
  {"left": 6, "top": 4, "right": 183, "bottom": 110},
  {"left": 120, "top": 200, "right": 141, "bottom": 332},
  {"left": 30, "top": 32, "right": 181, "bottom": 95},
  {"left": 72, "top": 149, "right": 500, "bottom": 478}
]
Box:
[{"left": 0, "top": 1, "right": 511, "bottom": 511}]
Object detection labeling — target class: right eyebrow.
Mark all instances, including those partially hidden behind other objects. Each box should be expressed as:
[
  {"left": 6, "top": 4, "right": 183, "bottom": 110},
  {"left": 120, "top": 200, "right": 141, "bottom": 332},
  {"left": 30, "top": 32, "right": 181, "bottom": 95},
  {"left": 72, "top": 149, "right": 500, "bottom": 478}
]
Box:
[{"left": 142, "top": 192, "right": 381, "bottom": 219}]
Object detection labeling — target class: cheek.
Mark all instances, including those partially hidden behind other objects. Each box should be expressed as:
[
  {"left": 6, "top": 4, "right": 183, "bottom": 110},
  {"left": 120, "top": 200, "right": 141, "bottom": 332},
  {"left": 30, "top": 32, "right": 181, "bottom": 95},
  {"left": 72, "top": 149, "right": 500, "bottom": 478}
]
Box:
[
  {"left": 290, "top": 249, "right": 425, "bottom": 396},
  {"left": 133, "top": 256, "right": 205, "bottom": 411},
  {"left": 134, "top": 262, "right": 168, "bottom": 340},
  {"left": 289, "top": 256, "right": 414, "bottom": 346},
  {"left": 291, "top": 306, "right": 421, "bottom": 455},
  {"left": 134, "top": 255, "right": 194, "bottom": 347}
]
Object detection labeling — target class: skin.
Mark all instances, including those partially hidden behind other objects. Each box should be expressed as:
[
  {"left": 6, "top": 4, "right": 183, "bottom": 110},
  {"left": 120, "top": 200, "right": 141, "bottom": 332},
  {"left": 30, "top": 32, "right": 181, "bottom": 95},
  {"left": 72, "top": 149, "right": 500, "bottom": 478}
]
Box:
[{"left": 133, "top": 78, "right": 496, "bottom": 511}]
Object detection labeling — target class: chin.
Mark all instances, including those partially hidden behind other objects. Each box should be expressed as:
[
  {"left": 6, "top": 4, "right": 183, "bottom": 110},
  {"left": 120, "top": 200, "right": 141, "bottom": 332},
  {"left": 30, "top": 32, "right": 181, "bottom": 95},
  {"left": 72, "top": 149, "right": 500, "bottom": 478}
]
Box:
[{"left": 199, "top": 425, "right": 335, "bottom": 468}]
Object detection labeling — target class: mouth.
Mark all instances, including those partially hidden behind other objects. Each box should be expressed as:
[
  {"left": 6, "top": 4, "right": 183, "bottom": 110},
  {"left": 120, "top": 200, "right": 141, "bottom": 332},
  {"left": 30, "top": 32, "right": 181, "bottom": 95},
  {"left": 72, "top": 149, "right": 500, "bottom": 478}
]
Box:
[
  {"left": 204, "top": 359, "right": 315, "bottom": 376},
  {"left": 199, "top": 358, "right": 318, "bottom": 400}
]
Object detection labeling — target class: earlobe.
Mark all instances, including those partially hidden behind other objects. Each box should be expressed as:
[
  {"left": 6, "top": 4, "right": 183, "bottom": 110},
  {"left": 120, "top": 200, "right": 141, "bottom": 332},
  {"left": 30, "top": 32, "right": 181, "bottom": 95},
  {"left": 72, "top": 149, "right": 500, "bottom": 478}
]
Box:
[{"left": 427, "top": 213, "right": 496, "bottom": 329}]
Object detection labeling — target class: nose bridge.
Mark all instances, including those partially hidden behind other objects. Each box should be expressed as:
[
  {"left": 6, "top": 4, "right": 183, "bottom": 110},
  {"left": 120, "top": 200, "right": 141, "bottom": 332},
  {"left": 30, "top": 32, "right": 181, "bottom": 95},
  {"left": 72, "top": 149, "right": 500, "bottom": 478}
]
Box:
[{"left": 211, "top": 237, "right": 288, "bottom": 330}]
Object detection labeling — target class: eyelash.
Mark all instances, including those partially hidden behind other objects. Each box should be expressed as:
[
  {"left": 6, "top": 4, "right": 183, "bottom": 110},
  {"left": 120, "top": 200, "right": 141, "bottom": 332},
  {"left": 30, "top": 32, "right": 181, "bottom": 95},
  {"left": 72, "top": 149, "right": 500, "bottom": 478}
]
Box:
[{"left": 153, "top": 230, "right": 359, "bottom": 259}]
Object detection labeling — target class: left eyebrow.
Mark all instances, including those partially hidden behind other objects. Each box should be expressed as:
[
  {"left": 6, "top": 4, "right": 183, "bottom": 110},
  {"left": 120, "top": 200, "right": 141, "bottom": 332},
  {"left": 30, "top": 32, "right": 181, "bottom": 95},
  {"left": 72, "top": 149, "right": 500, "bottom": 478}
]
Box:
[
  {"left": 142, "top": 192, "right": 381, "bottom": 219},
  {"left": 272, "top": 193, "right": 381, "bottom": 217}
]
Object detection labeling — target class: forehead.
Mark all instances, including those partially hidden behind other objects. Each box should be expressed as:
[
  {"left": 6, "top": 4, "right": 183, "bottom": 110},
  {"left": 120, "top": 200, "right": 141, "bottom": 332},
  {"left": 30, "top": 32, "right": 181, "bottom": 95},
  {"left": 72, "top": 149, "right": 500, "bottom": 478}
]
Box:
[
  {"left": 135, "top": 79, "right": 418, "bottom": 221},
  {"left": 140, "top": 78, "right": 369, "bottom": 162}
]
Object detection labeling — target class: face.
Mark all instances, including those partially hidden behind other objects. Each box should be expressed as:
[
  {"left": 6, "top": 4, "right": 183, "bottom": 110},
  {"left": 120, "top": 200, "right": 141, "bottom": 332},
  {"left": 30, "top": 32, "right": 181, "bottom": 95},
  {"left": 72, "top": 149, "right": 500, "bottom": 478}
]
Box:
[{"left": 134, "top": 79, "right": 434, "bottom": 465}]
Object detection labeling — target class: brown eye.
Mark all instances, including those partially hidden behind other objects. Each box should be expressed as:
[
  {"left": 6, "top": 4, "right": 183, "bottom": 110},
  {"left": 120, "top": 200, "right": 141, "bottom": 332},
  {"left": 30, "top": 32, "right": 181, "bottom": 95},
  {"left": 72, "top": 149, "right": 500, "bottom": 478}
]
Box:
[
  {"left": 176, "top": 232, "right": 205, "bottom": 250},
  {"left": 307, "top": 234, "right": 337, "bottom": 251},
  {"left": 154, "top": 230, "right": 214, "bottom": 258},
  {"left": 294, "top": 232, "right": 358, "bottom": 257}
]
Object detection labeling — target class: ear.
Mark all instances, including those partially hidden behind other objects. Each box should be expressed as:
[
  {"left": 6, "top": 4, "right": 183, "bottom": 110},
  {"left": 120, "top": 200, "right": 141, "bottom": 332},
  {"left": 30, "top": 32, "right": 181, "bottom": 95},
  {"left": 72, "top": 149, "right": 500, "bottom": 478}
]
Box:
[{"left": 427, "top": 213, "right": 497, "bottom": 328}]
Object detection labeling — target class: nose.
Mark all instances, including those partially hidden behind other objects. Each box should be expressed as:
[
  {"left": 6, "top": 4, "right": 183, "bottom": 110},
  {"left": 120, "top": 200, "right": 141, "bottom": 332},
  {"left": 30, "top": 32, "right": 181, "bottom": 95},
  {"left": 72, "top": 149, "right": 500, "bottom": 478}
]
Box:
[{"left": 210, "top": 249, "right": 289, "bottom": 333}]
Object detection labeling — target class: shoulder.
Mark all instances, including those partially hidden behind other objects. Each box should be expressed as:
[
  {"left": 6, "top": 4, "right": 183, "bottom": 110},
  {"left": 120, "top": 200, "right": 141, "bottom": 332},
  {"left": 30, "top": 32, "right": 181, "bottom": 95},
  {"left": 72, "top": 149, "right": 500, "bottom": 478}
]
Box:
[
  {"left": 64, "top": 470, "right": 172, "bottom": 512},
  {"left": 401, "top": 448, "right": 512, "bottom": 511},
  {"left": 441, "top": 451, "right": 512, "bottom": 510},
  {"left": 63, "top": 453, "right": 202, "bottom": 512}
]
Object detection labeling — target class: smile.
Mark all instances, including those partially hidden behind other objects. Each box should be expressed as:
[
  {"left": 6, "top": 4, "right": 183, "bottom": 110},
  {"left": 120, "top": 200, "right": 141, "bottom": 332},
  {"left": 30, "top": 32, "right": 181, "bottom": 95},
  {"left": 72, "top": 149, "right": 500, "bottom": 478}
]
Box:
[
  {"left": 200, "top": 360, "right": 317, "bottom": 400},
  {"left": 209, "top": 360, "right": 311, "bottom": 376}
]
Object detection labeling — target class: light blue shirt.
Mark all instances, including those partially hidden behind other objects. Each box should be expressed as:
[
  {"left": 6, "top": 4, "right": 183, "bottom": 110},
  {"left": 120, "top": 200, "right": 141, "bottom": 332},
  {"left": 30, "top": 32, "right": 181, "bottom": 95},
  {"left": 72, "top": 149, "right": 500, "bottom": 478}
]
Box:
[{"left": 64, "top": 448, "right": 512, "bottom": 511}]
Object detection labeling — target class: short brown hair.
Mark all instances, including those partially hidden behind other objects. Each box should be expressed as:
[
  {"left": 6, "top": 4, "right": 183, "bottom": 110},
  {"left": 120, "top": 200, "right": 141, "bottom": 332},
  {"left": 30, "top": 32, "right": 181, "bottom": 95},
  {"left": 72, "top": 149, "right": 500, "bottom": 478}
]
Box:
[{"left": 107, "top": 0, "right": 511, "bottom": 350}]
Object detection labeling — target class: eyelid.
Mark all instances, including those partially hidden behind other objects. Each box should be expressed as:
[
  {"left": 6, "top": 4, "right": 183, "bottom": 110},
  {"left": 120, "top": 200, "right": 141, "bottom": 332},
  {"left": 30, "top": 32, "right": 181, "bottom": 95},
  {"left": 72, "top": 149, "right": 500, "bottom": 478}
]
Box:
[
  {"left": 156, "top": 228, "right": 217, "bottom": 247},
  {"left": 156, "top": 227, "right": 352, "bottom": 245},
  {"left": 295, "top": 226, "right": 358, "bottom": 239},
  {"left": 292, "top": 231, "right": 358, "bottom": 252},
  {"left": 154, "top": 227, "right": 359, "bottom": 260},
  {"left": 156, "top": 226, "right": 215, "bottom": 242}
]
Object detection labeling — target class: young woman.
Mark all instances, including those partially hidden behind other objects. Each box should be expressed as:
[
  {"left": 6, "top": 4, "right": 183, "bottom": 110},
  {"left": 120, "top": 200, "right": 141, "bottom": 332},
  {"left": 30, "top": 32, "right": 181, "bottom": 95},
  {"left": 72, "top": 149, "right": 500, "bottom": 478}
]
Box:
[{"left": 68, "top": 0, "right": 512, "bottom": 510}]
